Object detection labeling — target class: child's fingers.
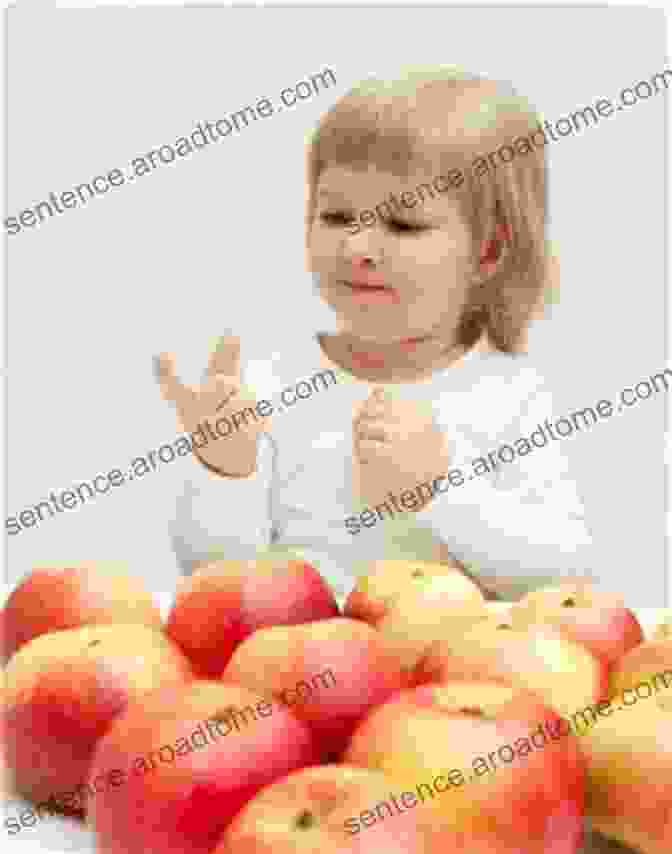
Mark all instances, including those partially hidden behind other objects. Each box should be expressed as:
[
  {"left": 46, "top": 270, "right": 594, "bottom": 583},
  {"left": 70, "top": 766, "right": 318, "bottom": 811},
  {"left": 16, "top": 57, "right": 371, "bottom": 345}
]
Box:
[
  {"left": 355, "top": 439, "right": 386, "bottom": 463},
  {"left": 356, "top": 422, "right": 389, "bottom": 442},
  {"left": 153, "top": 353, "right": 195, "bottom": 411},
  {"left": 365, "top": 387, "right": 389, "bottom": 410},
  {"left": 354, "top": 399, "right": 388, "bottom": 426},
  {"left": 200, "top": 373, "right": 240, "bottom": 411},
  {"left": 207, "top": 334, "right": 241, "bottom": 380},
  {"left": 354, "top": 411, "right": 387, "bottom": 433},
  {"left": 360, "top": 401, "right": 388, "bottom": 418}
]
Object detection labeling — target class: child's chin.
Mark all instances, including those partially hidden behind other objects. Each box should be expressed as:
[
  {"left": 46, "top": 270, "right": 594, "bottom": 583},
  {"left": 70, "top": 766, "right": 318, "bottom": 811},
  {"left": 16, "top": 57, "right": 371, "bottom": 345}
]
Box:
[{"left": 341, "top": 313, "right": 409, "bottom": 341}]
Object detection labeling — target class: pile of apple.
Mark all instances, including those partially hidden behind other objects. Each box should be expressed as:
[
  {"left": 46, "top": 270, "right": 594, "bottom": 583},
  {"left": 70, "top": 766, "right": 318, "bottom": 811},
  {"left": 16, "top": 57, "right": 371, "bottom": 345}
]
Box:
[{"left": 2, "top": 559, "right": 671, "bottom": 854}]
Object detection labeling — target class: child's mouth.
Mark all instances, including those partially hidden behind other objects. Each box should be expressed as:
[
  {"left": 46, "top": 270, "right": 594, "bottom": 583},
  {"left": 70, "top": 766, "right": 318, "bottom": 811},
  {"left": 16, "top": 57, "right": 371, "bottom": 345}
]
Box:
[{"left": 341, "top": 280, "right": 401, "bottom": 303}]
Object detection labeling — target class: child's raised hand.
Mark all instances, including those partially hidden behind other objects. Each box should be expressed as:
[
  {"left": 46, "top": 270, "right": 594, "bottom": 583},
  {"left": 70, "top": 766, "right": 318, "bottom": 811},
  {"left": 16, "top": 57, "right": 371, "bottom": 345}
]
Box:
[
  {"left": 352, "top": 388, "right": 451, "bottom": 511},
  {"left": 153, "top": 334, "right": 269, "bottom": 477}
]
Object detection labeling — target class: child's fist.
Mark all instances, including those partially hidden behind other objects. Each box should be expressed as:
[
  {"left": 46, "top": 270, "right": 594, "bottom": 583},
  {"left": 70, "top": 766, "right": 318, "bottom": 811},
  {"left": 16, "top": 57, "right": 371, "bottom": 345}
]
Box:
[
  {"left": 352, "top": 388, "right": 451, "bottom": 511},
  {"left": 154, "top": 334, "right": 269, "bottom": 477}
]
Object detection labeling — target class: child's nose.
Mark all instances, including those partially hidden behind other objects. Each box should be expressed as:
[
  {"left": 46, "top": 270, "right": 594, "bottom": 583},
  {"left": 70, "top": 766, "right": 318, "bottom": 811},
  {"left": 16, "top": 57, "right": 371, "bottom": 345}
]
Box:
[
  {"left": 351, "top": 252, "right": 377, "bottom": 268},
  {"left": 342, "top": 231, "right": 385, "bottom": 267}
]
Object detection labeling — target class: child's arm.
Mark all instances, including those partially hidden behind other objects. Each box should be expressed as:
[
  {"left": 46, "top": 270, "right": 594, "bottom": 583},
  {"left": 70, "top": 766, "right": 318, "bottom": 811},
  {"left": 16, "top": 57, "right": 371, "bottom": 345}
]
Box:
[
  {"left": 168, "top": 433, "right": 276, "bottom": 573},
  {"left": 154, "top": 335, "right": 276, "bottom": 573},
  {"left": 414, "top": 374, "right": 596, "bottom": 598}
]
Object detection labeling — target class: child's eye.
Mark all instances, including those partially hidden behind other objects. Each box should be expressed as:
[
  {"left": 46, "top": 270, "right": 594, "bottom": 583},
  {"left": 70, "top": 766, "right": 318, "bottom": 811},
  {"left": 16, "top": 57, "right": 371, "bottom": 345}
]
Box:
[
  {"left": 320, "top": 212, "right": 355, "bottom": 226},
  {"left": 386, "top": 219, "right": 425, "bottom": 234}
]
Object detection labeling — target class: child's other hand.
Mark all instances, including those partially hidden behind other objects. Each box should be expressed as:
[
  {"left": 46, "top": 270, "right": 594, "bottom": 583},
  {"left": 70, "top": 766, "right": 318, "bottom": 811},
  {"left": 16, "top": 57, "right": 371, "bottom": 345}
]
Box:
[
  {"left": 352, "top": 388, "right": 451, "bottom": 511},
  {"left": 153, "top": 335, "right": 269, "bottom": 477}
]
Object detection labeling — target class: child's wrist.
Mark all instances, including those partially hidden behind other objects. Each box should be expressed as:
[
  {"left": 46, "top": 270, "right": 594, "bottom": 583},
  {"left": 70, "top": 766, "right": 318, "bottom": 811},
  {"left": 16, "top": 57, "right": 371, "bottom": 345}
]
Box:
[{"left": 193, "top": 448, "right": 256, "bottom": 479}]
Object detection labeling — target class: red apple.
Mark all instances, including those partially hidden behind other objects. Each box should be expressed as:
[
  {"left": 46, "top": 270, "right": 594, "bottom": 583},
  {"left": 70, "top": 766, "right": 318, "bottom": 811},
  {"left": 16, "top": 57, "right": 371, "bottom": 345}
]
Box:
[
  {"left": 218, "top": 764, "right": 438, "bottom": 854},
  {"left": 1, "top": 563, "right": 163, "bottom": 663},
  {"left": 508, "top": 582, "right": 643, "bottom": 669},
  {"left": 344, "top": 680, "right": 586, "bottom": 854},
  {"left": 222, "top": 617, "right": 407, "bottom": 757},
  {"left": 87, "top": 679, "right": 320, "bottom": 854},
  {"left": 579, "top": 692, "right": 672, "bottom": 853},
  {"left": 344, "top": 559, "right": 484, "bottom": 627},
  {"left": 3, "top": 623, "right": 193, "bottom": 812},
  {"left": 413, "top": 617, "right": 610, "bottom": 719},
  {"left": 165, "top": 559, "right": 339, "bottom": 678},
  {"left": 609, "top": 638, "right": 672, "bottom": 705}
]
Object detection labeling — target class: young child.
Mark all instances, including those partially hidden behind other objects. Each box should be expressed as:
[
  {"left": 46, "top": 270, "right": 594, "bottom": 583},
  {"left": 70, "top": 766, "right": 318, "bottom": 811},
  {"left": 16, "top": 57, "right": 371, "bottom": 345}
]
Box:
[{"left": 154, "top": 65, "right": 596, "bottom": 604}]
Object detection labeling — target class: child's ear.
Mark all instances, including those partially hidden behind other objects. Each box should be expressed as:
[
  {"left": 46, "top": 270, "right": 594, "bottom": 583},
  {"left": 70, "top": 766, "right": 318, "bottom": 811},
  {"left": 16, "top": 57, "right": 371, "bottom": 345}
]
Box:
[{"left": 478, "top": 221, "right": 511, "bottom": 276}]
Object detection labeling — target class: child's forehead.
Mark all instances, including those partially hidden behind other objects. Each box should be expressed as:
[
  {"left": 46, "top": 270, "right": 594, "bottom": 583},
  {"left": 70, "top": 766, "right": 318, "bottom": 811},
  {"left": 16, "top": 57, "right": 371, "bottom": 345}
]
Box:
[{"left": 317, "top": 161, "right": 449, "bottom": 199}]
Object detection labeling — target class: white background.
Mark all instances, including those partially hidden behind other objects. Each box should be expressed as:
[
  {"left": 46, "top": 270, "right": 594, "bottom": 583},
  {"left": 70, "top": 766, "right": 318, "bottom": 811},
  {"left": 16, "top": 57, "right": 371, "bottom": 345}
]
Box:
[{"left": 1, "top": 4, "right": 671, "bottom": 854}]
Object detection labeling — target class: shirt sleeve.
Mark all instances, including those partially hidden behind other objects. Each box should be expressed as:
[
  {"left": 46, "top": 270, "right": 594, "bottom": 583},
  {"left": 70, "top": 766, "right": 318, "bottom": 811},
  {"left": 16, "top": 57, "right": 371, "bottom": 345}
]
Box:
[
  {"left": 166, "top": 350, "right": 287, "bottom": 575},
  {"left": 414, "top": 370, "right": 597, "bottom": 598},
  {"left": 168, "top": 432, "right": 276, "bottom": 574}
]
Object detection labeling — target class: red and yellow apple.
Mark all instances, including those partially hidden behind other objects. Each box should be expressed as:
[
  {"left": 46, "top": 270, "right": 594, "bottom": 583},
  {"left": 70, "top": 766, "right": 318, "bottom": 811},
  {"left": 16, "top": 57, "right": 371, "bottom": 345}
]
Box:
[
  {"left": 508, "top": 582, "right": 643, "bottom": 670},
  {"left": 579, "top": 692, "right": 672, "bottom": 853},
  {"left": 344, "top": 680, "right": 586, "bottom": 854},
  {"left": 87, "top": 679, "right": 320, "bottom": 854},
  {"left": 222, "top": 617, "right": 407, "bottom": 758},
  {"left": 413, "top": 617, "right": 610, "bottom": 718},
  {"left": 3, "top": 623, "right": 192, "bottom": 812},
  {"left": 375, "top": 598, "right": 492, "bottom": 675},
  {"left": 1, "top": 563, "right": 163, "bottom": 663},
  {"left": 0, "top": 680, "right": 12, "bottom": 800},
  {"left": 609, "top": 638, "right": 672, "bottom": 705},
  {"left": 219, "top": 763, "right": 438, "bottom": 854},
  {"left": 344, "top": 559, "right": 484, "bottom": 627},
  {"left": 165, "top": 558, "right": 339, "bottom": 678}
]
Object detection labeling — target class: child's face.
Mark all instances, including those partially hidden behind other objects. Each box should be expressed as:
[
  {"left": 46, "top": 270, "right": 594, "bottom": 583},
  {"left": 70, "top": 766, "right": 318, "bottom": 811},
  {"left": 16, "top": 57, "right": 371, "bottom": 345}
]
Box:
[{"left": 308, "top": 162, "right": 477, "bottom": 344}]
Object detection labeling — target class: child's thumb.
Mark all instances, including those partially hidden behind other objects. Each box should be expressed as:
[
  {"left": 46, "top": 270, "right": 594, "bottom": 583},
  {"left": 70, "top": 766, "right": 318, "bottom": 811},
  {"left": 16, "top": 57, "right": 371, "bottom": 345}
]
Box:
[{"left": 153, "top": 352, "right": 189, "bottom": 407}]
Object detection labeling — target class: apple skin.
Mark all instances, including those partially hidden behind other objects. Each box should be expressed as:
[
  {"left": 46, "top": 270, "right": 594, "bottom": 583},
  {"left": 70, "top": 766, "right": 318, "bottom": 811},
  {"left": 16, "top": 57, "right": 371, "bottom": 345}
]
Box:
[
  {"left": 508, "top": 582, "right": 643, "bottom": 670},
  {"left": 609, "top": 638, "right": 672, "bottom": 705},
  {"left": 344, "top": 559, "right": 484, "bottom": 627},
  {"left": 0, "top": 681, "right": 12, "bottom": 800},
  {"left": 343, "top": 680, "right": 586, "bottom": 854},
  {"left": 3, "top": 623, "right": 193, "bottom": 813},
  {"left": 87, "top": 679, "right": 320, "bottom": 854},
  {"left": 579, "top": 692, "right": 672, "bottom": 853},
  {"left": 1, "top": 564, "right": 163, "bottom": 663},
  {"left": 165, "top": 559, "right": 339, "bottom": 678},
  {"left": 412, "top": 617, "right": 610, "bottom": 719},
  {"left": 375, "top": 596, "right": 494, "bottom": 676},
  {"left": 222, "top": 617, "right": 407, "bottom": 758},
  {"left": 218, "top": 764, "right": 438, "bottom": 854}
]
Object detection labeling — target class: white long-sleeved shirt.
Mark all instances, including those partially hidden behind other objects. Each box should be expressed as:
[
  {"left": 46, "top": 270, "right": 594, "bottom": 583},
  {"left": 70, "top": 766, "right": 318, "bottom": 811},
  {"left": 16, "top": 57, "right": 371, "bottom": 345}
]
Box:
[{"left": 168, "top": 333, "right": 597, "bottom": 602}]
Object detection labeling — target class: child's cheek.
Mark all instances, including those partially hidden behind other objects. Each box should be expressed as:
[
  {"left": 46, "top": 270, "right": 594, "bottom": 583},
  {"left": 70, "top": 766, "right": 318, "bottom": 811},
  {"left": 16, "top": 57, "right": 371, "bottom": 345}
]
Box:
[{"left": 308, "top": 233, "right": 336, "bottom": 269}]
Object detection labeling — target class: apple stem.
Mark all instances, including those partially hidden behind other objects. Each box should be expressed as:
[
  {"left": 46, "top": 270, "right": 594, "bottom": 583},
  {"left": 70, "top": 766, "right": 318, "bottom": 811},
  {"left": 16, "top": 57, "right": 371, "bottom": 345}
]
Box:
[
  {"left": 459, "top": 706, "right": 485, "bottom": 717},
  {"left": 295, "top": 810, "right": 316, "bottom": 830}
]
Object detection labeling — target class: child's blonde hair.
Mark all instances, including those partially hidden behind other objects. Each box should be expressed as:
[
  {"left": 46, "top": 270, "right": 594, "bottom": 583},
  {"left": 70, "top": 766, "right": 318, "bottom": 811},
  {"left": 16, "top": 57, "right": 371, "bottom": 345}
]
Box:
[{"left": 306, "top": 65, "right": 552, "bottom": 353}]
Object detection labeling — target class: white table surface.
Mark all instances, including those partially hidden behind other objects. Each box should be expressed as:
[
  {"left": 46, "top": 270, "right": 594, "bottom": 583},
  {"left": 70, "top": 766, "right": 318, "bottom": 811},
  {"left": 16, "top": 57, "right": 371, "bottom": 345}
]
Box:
[{"left": 2, "top": 586, "right": 665, "bottom": 854}]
